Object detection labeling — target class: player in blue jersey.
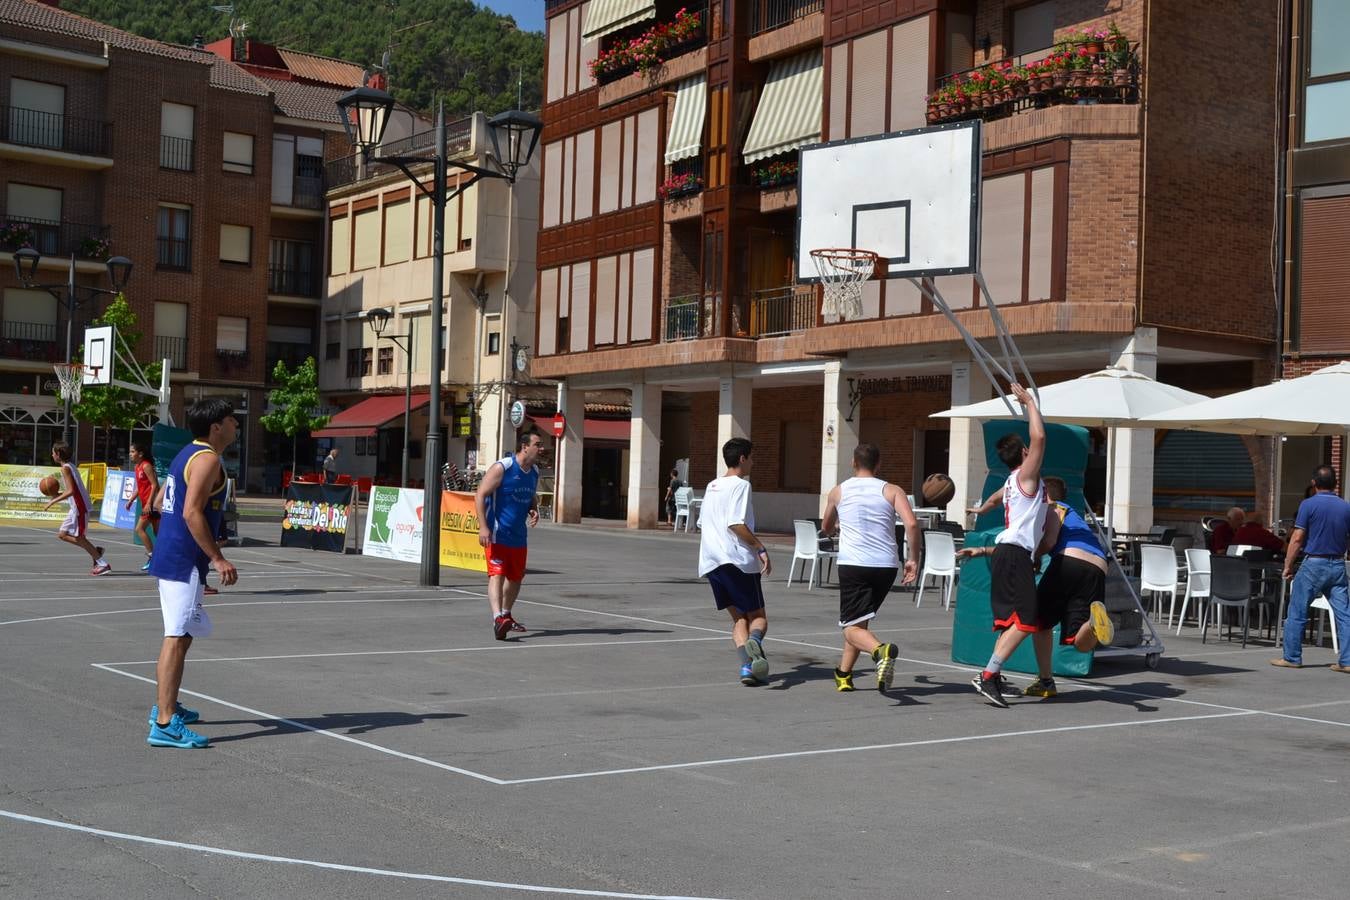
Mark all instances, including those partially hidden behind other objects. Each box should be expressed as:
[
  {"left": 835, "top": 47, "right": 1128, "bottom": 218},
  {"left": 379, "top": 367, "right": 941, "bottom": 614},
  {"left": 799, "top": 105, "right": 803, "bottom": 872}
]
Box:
[
  {"left": 145, "top": 399, "right": 239, "bottom": 748},
  {"left": 475, "top": 428, "right": 544, "bottom": 640}
]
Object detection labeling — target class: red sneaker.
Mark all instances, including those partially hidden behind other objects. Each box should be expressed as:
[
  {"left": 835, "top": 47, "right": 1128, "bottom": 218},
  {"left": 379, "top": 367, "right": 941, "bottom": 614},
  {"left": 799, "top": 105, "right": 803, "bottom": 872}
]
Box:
[
  {"left": 90, "top": 563, "right": 112, "bottom": 576},
  {"left": 507, "top": 617, "right": 527, "bottom": 632},
  {"left": 204, "top": 585, "right": 219, "bottom": 595},
  {"left": 493, "top": 614, "right": 511, "bottom": 641}
]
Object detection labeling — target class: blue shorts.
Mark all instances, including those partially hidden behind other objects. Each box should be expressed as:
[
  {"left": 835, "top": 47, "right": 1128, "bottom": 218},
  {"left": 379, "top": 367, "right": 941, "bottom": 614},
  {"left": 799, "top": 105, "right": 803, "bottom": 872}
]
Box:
[{"left": 706, "top": 564, "right": 766, "bottom": 614}]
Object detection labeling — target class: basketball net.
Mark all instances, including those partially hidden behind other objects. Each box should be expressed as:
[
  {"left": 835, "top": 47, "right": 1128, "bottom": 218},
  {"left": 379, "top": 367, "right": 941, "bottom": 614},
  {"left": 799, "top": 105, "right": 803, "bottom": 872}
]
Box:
[
  {"left": 810, "top": 249, "right": 879, "bottom": 323},
  {"left": 53, "top": 362, "right": 87, "bottom": 403}
]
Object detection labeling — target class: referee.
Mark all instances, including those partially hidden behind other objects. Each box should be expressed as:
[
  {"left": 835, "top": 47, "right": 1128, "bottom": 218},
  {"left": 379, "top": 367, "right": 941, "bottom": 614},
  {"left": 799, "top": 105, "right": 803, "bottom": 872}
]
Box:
[{"left": 1273, "top": 465, "right": 1350, "bottom": 672}]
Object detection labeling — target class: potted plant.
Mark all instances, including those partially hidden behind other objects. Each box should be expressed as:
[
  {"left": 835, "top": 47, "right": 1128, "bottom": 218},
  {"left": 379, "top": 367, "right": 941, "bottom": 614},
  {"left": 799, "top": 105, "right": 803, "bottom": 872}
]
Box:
[
  {"left": 753, "top": 159, "right": 798, "bottom": 188},
  {"left": 78, "top": 235, "right": 111, "bottom": 260},
  {"left": 1068, "top": 46, "right": 1093, "bottom": 88},
  {"left": 1106, "top": 24, "right": 1134, "bottom": 85},
  {"left": 659, "top": 170, "right": 702, "bottom": 199},
  {"left": 1071, "top": 27, "right": 1108, "bottom": 55},
  {"left": 0, "top": 221, "right": 35, "bottom": 251}
]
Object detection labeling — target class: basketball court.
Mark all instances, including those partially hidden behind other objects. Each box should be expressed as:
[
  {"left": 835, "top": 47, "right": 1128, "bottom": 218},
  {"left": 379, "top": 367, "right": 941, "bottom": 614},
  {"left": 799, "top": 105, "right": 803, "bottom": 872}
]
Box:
[{"left": 2, "top": 516, "right": 1347, "bottom": 898}]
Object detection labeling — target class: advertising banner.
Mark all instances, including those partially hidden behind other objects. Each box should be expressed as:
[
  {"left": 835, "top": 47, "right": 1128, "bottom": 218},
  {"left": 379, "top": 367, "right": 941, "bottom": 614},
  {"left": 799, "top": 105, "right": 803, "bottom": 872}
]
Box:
[
  {"left": 280, "top": 482, "right": 355, "bottom": 553},
  {"left": 361, "top": 486, "right": 426, "bottom": 564},
  {"left": 0, "top": 463, "right": 67, "bottom": 523},
  {"left": 98, "top": 469, "right": 141, "bottom": 529},
  {"left": 439, "top": 490, "right": 487, "bottom": 573}
]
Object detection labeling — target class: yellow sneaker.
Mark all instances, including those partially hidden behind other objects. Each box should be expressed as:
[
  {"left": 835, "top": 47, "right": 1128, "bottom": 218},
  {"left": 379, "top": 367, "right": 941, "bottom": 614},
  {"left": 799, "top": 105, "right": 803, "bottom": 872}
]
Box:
[
  {"left": 833, "top": 669, "right": 855, "bottom": 692},
  {"left": 1089, "top": 601, "right": 1114, "bottom": 647}
]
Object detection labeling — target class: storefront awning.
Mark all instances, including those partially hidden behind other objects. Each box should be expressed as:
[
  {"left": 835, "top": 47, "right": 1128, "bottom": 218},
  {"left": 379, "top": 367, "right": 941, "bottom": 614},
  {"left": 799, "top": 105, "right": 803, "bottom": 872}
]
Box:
[
  {"left": 664, "top": 75, "right": 707, "bottom": 164},
  {"left": 742, "top": 49, "right": 823, "bottom": 164},
  {"left": 583, "top": 0, "right": 655, "bottom": 39},
  {"left": 313, "top": 393, "right": 430, "bottom": 438},
  {"left": 528, "top": 415, "right": 631, "bottom": 442}
]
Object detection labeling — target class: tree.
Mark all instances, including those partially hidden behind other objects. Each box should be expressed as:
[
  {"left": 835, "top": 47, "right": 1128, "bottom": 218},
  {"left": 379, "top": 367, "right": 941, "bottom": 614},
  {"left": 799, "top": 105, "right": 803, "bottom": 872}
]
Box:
[
  {"left": 261, "top": 356, "right": 329, "bottom": 474},
  {"left": 72, "top": 294, "right": 163, "bottom": 455}
]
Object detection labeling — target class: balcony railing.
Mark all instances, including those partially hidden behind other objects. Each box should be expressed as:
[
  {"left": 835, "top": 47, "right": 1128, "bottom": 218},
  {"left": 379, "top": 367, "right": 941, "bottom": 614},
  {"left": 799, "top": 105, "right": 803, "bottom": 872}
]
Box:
[
  {"left": 155, "top": 335, "right": 188, "bottom": 370},
  {"left": 660, "top": 157, "right": 704, "bottom": 200},
  {"left": 267, "top": 266, "right": 317, "bottom": 297},
  {"left": 748, "top": 285, "right": 816, "bottom": 337},
  {"left": 160, "top": 134, "right": 194, "bottom": 171},
  {"left": 0, "top": 216, "right": 110, "bottom": 259},
  {"left": 156, "top": 236, "right": 191, "bottom": 270},
  {"left": 0, "top": 320, "right": 60, "bottom": 363},
  {"left": 292, "top": 174, "right": 324, "bottom": 209},
  {"left": 265, "top": 342, "right": 314, "bottom": 380},
  {"left": 663, "top": 293, "right": 703, "bottom": 341},
  {"left": 749, "top": 0, "right": 822, "bottom": 35},
  {"left": 325, "top": 121, "right": 474, "bottom": 190},
  {"left": 591, "top": 4, "right": 709, "bottom": 85},
  {"left": 1, "top": 105, "right": 112, "bottom": 157}
]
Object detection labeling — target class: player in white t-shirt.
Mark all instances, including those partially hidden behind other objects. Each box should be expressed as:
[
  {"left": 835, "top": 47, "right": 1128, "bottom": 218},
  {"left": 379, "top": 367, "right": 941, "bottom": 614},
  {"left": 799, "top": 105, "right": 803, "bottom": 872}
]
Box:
[{"left": 698, "top": 437, "right": 773, "bottom": 685}]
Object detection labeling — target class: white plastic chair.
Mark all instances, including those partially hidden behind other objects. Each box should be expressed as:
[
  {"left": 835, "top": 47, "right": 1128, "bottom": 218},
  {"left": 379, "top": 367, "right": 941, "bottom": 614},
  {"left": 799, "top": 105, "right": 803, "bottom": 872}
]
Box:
[
  {"left": 787, "top": 520, "right": 828, "bottom": 589},
  {"left": 1139, "top": 544, "right": 1180, "bottom": 627},
  {"left": 916, "top": 531, "right": 958, "bottom": 610},
  {"left": 1227, "top": 543, "right": 1259, "bottom": 557},
  {"left": 1175, "top": 549, "right": 1211, "bottom": 634},
  {"left": 672, "top": 486, "right": 692, "bottom": 532},
  {"left": 1310, "top": 595, "right": 1341, "bottom": 653}
]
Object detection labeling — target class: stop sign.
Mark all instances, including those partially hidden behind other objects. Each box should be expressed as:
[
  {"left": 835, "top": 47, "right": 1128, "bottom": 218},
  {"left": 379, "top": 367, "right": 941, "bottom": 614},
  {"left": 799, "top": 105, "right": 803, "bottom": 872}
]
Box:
[{"left": 552, "top": 413, "right": 565, "bottom": 438}]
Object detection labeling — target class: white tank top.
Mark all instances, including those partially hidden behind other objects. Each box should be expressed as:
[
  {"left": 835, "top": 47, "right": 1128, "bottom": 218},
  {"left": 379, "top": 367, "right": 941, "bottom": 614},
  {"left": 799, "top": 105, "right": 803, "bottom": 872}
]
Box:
[
  {"left": 995, "top": 468, "right": 1047, "bottom": 555},
  {"left": 837, "top": 476, "right": 900, "bottom": 568}
]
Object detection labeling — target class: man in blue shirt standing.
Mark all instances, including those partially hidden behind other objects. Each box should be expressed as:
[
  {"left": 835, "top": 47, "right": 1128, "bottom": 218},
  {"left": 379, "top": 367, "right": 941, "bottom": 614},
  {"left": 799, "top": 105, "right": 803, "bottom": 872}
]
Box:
[
  {"left": 1273, "top": 465, "right": 1350, "bottom": 671},
  {"left": 475, "top": 428, "right": 543, "bottom": 640}
]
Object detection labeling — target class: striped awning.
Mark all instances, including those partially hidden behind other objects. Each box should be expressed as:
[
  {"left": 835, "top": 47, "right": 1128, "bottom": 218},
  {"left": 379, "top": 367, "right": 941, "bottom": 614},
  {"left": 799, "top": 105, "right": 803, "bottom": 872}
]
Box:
[
  {"left": 742, "top": 49, "right": 823, "bottom": 164},
  {"left": 664, "top": 76, "right": 707, "bottom": 164},
  {"left": 583, "top": 0, "right": 655, "bottom": 39}
]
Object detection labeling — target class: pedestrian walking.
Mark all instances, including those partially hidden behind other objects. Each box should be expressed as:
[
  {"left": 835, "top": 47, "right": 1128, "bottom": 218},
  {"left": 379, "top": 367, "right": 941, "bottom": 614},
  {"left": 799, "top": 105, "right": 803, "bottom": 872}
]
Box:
[
  {"left": 475, "top": 429, "right": 544, "bottom": 640},
  {"left": 1273, "top": 465, "right": 1350, "bottom": 672}
]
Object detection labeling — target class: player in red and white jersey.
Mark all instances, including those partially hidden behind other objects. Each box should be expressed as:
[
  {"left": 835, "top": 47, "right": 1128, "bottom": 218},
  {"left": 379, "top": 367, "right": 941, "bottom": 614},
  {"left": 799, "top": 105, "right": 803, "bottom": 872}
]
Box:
[{"left": 42, "top": 441, "right": 111, "bottom": 576}]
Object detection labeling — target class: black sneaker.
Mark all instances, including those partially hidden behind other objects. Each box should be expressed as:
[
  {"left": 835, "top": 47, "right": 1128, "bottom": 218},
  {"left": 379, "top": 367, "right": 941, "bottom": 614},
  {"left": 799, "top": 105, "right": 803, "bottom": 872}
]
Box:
[
  {"left": 995, "top": 675, "right": 1023, "bottom": 699},
  {"left": 971, "top": 672, "right": 1010, "bottom": 708}
]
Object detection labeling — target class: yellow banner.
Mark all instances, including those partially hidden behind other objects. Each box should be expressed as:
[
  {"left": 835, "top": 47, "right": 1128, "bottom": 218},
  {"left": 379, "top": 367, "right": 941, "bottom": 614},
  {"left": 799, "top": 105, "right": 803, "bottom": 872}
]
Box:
[
  {"left": 0, "top": 464, "right": 68, "bottom": 522},
  {"left": 439, "top": 490, "right": 488, "bottom": 572}
]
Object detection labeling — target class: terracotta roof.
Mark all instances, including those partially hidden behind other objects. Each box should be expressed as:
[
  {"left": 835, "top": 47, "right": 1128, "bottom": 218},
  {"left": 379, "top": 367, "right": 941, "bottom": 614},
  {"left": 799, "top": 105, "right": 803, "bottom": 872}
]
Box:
[
  {"left": 0, "top": 0, "right": 205, "bottom": 64},
  {"left": 198, "top": 51, "right": 272, "bottom": 96},
  {"left": 268, "top": 78, "right": 347, "bottom": 124},
  {"left": 277, "top": 47, "right": 366, "bottom": 88}
]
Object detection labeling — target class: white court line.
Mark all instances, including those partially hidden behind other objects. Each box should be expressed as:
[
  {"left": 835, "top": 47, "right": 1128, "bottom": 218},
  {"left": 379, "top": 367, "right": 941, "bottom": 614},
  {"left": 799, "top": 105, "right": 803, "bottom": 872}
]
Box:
[
  {"left": 0, "top": 572, "right": 349, "bottom": 583},
  {"left": 90, "top": 664, "right": 507, "bottom": 785},
  {"left": 0, "top": 595, "right": 447, "bottom": 626},
  {"left": 0, "top": 585, "right": 431, "bottom": 603},
  {"left": 0, "top": 809, "right": 731, "bottom": 900}
]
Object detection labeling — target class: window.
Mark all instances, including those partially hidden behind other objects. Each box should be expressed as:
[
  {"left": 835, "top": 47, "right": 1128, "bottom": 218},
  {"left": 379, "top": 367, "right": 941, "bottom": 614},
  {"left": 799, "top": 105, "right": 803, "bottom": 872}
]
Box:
[
  {"left": 352, "top": 208, "right": 380, "bottom": 270},
  {"left": 486, "top": 332, "right": 501, "bottom": 355},
  {"left": 154, "top": 301, "right": 189, "bottom": 369},
  {"left": 219, "top": 224, "right": 252, "bottom": 264},
  {"left": 377, "top": 345, "right": 394, "bottom": 375},
  {"left": 325, "top": 320, "right": 340, "bottom": 360},
  {"left": 8, "top": 78, "right": 64, "bottom": 149},
  {"left": 269, "top": 239, "right": 315, "bottom": 296},
  {"left": 2, "top": 288, "right": 58, "bottom": 343},
  {"left": 5, "top": 183, "right": 62, "bottom": 254},
  {"left": 346, "top": 347, "right": 372, "bottom": 378},
  {"left": 382, "top": 199, "right": 411, "bottom": 265},
  {"left": 329, "top": 215, "right": 350, "bottom": 275},
  {"left": 1010, "top": 1, "right": 1055, "bottom": 60},
  {"left": 295, "top": 139, "right": 324, "bottom": 209},
  {"left": 216, "top": 316, "right": 247, "bottom": 352},
  {"left": 223, "top": 132, "right": 253, "bottom": 174},
  {"left": 156, "top": 204, "right": 191, "bottom": 270},
  {"left": 1306, "top": 0, "right": 1350, "bottom": 143},
  {"left": 160, "top": 101, "right": 194, "bottom": 170}
]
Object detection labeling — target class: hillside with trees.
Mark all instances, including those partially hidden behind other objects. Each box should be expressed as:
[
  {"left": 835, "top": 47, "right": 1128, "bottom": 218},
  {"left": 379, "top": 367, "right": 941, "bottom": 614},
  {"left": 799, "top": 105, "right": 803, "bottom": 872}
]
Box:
[{"left": 64, "top": 0, "right": 544, "bottom": 116}]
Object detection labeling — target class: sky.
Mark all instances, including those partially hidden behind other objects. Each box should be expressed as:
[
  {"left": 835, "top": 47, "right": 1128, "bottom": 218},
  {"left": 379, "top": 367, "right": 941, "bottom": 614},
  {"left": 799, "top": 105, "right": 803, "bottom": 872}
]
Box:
[{"left": 480, "top": 0, "right": 544, "bottom": 33}]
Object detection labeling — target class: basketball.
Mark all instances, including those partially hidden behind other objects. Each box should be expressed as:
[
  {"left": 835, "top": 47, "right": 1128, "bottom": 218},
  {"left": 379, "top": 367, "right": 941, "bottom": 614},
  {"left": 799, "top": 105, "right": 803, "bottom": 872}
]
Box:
[
  {"left": 921, "top": 473, "right": 956, "bottom": 509},
  {"left": 39, "top": 475, "right": 60, "bottom": 497}
]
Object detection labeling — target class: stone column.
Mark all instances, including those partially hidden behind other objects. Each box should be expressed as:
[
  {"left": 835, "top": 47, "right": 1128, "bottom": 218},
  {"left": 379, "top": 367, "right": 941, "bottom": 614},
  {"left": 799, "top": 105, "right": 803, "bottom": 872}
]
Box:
[
  {"left": 715, "top": 375, "right": 751, "bottom": 476},
  {"left": 1109, "top": 326, "right": 1158, "bottom": 532},
  {"left": 947, "top": 358, "right": 992, "bottom": 524},
  {"left": 627, "top": 379, "right": 662, "bottom": 529},
  {"left": 554, "top": 380, "right": 585, "bottom": 524},
  {"left": 820, "top": 362, "right": 860, "bottom": 514}
]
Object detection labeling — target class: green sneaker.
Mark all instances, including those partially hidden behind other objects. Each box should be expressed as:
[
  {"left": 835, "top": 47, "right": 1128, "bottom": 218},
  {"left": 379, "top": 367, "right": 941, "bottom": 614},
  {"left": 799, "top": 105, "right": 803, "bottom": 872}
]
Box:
[
  {"left": 1023, "top": 677, "right": 1057, "bottom": 699},
  {"left": 833, "top": 669, "right": 855, "bottom": 692},
  {"left": 872, "top": 643, "right": 899, "bottom": 691}
]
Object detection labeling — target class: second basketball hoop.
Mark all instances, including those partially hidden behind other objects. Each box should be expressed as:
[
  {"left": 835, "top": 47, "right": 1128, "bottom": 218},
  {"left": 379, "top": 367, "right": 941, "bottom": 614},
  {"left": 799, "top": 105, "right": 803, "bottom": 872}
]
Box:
[{"left": 809, "top": 248, "right": 880, "bottom": 323}]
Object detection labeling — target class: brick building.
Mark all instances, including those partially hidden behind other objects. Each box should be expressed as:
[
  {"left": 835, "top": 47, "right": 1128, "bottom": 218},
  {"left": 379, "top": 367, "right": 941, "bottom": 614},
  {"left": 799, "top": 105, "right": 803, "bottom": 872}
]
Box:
[
  {"left": 532, "top": 0, "right": 1283, "bottom": 531},
  {"left": 0, "top": 0, "right": 353, "bottom": 490}
]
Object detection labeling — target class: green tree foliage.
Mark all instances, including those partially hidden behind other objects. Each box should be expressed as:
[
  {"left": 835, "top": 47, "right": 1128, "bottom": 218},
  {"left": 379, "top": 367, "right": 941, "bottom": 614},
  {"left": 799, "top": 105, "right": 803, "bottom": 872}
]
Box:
[
  {"left": 72, "top": 294, "right": 162, "bottom": 435},
  {"left": 64, "top": 0, "right": 544, "bottom": 117},
  {"left": 260, "top": 357, "right": 329, "bottom": 474}
]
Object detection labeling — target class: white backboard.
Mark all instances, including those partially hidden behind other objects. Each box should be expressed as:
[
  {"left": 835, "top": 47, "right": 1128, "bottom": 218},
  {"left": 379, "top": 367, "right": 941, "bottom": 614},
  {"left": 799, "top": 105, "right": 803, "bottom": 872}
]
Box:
[
  {"left": 796, "top": 121, "right": 982, "bottom": 280},
  {"left": 82, "top": 324, "right": 114, "bottom": 385}
]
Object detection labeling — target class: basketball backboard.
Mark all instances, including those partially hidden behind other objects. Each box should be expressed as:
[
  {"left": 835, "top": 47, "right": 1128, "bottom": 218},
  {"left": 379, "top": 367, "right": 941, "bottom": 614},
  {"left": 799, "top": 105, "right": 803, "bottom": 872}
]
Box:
[
  {"left": 796, "top": 121, "right": 982, "bottom": 281},
  {"left": 82, "top": 324, "right": 114, "bottom": 385}
]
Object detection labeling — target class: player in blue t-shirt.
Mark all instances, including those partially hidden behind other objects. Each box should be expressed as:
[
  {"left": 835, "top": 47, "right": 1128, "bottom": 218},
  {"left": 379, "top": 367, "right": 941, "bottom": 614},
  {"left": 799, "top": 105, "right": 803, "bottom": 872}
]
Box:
[{"left": 474, "top": 428, "right": 544, "bottom": 640}]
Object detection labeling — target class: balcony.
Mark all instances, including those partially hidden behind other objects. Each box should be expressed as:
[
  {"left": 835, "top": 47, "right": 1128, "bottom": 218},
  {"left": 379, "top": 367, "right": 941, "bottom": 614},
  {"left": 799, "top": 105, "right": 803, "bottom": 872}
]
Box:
[
  {"left": 0, "top": 320, "right": 60, "bottom": 363},
  {"left": 0, "top": 105, "right": 112, "bottom": 165},
  {"left": 268, "top": 266, "right": 318, "bottom": 298},
  {"left": 265, "top": 342, "right": 314, "bottom": 381},
  {"left": 663, "top": 293, "right": 705, "bottom": 341},
  {"left": 292, "top": 175, "right": 324, "bottom": 210},
  {"left": 325, "top": 121, "right": 473, "bottom": 191},
  {"left": 590, "top": 5, "right": 707, "bottom": 86},
  {"left": 154, "top": 335, "right": 188, "bottom": 370},
  {"left": 747, "top": 285, "right": 815, "bottom": 337},
  {"left": 159, "top": 134, "right": 194, "bottom": 171},
  {"left": 0, "top": 217, "right": 110, "bottom": 260},
  {"left": 749, "top": 0, "right": 822, "bottom": 34}
]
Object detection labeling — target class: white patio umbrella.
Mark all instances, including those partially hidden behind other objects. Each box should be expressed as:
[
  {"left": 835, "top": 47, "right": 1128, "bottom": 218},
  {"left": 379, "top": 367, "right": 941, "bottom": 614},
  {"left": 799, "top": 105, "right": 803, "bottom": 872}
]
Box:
[{"left": 932, "top": 366, "right": 1209, "bottom": 528}]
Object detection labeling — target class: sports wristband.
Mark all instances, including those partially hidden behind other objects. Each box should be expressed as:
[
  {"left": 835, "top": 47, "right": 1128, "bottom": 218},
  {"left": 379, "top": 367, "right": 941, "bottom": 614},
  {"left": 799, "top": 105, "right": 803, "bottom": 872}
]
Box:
[{"left": 757, "top": 548, "right": 768, "bottom": 556}]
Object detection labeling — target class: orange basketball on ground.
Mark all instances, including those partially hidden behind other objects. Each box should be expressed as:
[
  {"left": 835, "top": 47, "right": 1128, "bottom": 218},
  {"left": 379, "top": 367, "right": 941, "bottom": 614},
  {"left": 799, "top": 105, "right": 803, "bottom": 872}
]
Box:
[{"left": 39, "top": 475, "right": 60, "bottom": 497}]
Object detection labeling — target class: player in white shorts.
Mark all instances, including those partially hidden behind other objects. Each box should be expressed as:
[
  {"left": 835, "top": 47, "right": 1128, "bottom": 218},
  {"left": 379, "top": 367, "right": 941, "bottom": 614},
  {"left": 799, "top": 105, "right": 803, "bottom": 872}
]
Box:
[{"left": 42, "top": 442, "right": 110, "bottom": 575}]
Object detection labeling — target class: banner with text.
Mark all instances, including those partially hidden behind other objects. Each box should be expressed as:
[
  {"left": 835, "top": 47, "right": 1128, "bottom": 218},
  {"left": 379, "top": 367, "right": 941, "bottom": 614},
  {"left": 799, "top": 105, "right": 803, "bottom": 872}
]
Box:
[
  {"left": 98, "top": 469, "right": 141, "bottom": 529},
  {"left": 362, "top": 485, "right": 426, "bottom": 564},
  {"left": 280, "top": 482, "right": 355, "bottom": 553},
  {"left": 0, "top": 463, "right": 67, "bottom": 522},
  {"left": 439, "top": 490, "right": 487, "bottom": 573}
]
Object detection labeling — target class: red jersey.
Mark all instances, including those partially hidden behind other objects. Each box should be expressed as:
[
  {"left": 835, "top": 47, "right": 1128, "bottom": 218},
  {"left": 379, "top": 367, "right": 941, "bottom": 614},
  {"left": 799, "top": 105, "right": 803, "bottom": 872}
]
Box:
[{"left": 135, "top": 459, "right": 155, "bottom": 507}]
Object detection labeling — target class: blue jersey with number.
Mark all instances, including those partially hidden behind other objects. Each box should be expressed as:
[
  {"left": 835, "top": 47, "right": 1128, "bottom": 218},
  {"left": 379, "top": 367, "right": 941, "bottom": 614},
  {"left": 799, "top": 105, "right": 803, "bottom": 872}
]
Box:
[
  {"left": 149, "top": 441, "right": 227, "bottom": 583},
  {"left": 485, "top": 454, "right": 538, "bottom": 548}
]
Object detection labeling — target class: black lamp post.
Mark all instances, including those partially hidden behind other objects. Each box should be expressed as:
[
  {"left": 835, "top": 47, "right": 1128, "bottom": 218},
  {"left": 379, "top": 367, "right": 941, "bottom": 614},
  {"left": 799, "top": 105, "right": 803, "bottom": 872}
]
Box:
[
  {"left": 336, "top": 87, "right": 540, "bottom": 587},
  {"left": 366, "top": 306, "right": 412, "bottom": 489},
  {"left": 13, "top": 247, "right": 133, "bottom": 445}
]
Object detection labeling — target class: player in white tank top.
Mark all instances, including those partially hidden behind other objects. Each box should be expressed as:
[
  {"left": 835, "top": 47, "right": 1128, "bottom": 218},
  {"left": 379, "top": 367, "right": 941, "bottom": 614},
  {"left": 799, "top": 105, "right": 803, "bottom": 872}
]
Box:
[
  {"left": 995, "top": 468, "right": 1047, "bottom": 555},
  {"left": 821, "top": 444, "right": 920, "bottom": 693}
]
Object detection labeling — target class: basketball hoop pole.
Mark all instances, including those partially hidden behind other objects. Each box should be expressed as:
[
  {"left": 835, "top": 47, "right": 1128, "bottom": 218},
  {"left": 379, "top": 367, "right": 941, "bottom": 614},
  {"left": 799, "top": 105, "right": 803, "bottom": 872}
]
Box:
[{"left": 909, "top": 276, "right": 1025, "bottom": 418}]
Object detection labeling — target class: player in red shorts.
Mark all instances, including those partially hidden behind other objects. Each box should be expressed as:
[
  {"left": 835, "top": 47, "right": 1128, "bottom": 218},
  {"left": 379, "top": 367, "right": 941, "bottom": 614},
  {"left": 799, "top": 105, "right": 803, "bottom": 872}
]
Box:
[
  {"left": 126, "top": 441, "right": 160, "bottom": 572},
  {"left": 474, "top": 429, "right": 544, "bottom": 639},
  {"left": 42, "top": 442, "right": 110, "bottom": 575}
]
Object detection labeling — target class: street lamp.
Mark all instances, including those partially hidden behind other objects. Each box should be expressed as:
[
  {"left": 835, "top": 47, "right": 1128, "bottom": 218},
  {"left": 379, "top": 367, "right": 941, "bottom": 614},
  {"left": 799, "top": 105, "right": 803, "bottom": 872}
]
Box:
[
  {"left": 13, "top": 247, "right": 134, "bottom": 444},
  {"left": 336, "top": 86, "right": 540, "bottom": 587},
  {"left": 366, "top": 306, "right": 412, "bottom": 489}
]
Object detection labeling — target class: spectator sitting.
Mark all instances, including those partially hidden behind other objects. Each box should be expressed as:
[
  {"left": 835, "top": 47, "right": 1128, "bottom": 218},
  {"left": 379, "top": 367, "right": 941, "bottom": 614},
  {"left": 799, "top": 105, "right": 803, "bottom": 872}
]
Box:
[
  {"left": 1210, "top": 506, "right": 1244, "bottom": 556},
  {"left": 1234, "top": 511, "right": 1286, "bottom": 553}
]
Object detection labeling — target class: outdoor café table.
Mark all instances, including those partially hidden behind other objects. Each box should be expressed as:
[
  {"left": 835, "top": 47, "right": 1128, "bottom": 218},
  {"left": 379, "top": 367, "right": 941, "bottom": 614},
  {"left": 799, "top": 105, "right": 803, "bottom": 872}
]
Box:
[{"left": 1111, "top": 532, "right": 1158, "bottom": 577}]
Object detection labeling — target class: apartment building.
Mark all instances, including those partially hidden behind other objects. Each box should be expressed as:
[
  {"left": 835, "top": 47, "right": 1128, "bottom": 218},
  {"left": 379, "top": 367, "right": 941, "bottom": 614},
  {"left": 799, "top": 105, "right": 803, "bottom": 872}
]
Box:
[
  {"left": 319, "top": 113, "right": 541, "bottom": 484},
  {"left": 0, "top": 0, "right": 356, "bottom": 489},
  {"left": 532, "top": 0, "right": 1283, "bottom": 531}
]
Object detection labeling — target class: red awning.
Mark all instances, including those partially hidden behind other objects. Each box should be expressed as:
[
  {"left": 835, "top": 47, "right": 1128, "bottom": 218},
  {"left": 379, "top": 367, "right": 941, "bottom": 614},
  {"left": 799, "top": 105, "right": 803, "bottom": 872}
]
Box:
[
  {"left": 527, "top": 415, "right": 631, "bottom": 442},
  {"left": 313, "top": 393, "right": 430, "bottom": 438}
]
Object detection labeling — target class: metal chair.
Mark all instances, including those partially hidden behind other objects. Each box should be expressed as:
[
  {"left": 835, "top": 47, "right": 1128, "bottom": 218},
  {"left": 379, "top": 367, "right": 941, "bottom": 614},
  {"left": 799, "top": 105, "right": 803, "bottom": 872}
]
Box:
[
  {"left": 1175, "top": 549, "right": 1211, "bottom": 634},
  {"left": 673, "top": 486, "right": 693, "bottom": 532},
  {"left": 916, "top": 531, "right": 958, "bottom": 609},
  {"left": 1203, "top": 555, "right": 1256, "bottom": 647},
  {"left": 1139, "top": 544, "right": 1180, "bottom": 627}
]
